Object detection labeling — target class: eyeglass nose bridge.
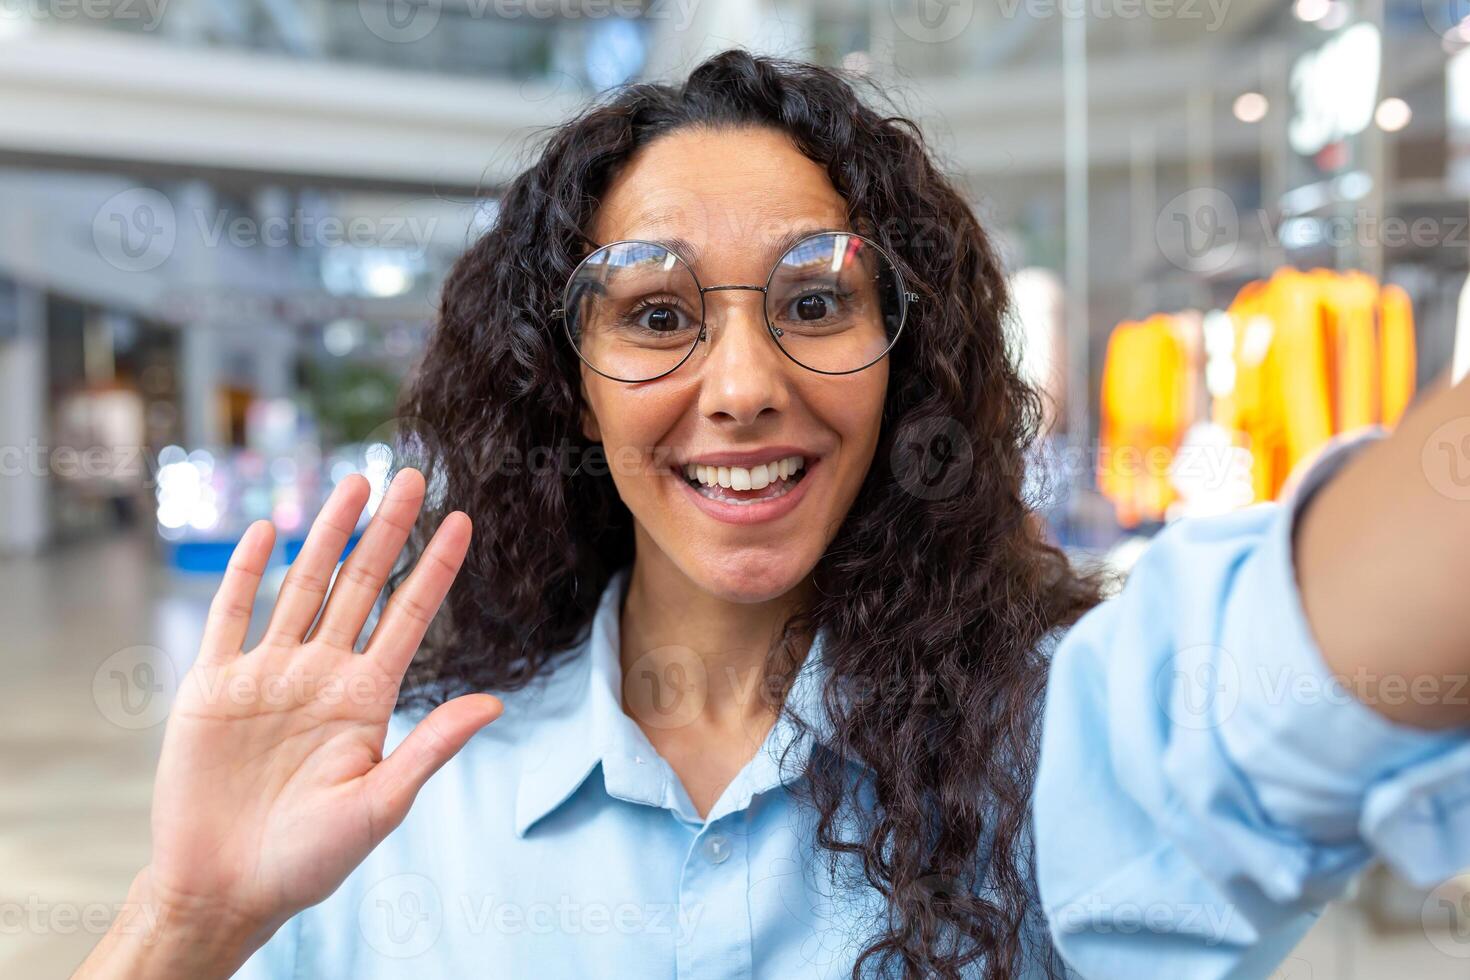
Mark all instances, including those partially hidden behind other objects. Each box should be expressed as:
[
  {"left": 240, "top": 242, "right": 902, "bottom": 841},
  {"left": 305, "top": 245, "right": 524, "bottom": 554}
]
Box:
[{"left": 695, "top": 283, "right": 776, "bottom": 342}]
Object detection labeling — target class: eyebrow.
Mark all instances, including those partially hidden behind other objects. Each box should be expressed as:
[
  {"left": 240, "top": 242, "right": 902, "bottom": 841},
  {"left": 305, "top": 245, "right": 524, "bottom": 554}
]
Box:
[{"left": 636, "top": 226, "right": 853, "bottom": 271}]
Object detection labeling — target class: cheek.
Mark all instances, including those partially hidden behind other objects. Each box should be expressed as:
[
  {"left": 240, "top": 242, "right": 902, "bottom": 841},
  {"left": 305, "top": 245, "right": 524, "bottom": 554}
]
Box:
[
  {"left": 583, "top": 376, "right": 695, "bottom": 495},
  {"left": 817, "top": 369, "right": 888, "bottom": 478}
]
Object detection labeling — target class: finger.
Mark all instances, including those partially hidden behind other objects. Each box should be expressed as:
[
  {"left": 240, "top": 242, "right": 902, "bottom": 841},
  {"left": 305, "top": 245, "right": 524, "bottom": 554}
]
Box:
[
  {"left": 199, "top": 520, "right": 275, "bottom": 662},
  {"left": 260, "top": 475, "right": 370, "bottom": 647},
  {"left": 364, "top": 511, "right": 471, "bottom": 675},
  {"left": 308, "top": 469, "right": 425, "bottom": 650},
  {"left": 364, "top": 693, "right": 502, "bottom": 835}
]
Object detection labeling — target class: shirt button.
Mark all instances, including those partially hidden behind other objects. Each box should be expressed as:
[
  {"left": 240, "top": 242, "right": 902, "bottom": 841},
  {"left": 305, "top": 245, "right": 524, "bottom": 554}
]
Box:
[{"left": 701, "top": 833, "right": 731, "bottom": 865}]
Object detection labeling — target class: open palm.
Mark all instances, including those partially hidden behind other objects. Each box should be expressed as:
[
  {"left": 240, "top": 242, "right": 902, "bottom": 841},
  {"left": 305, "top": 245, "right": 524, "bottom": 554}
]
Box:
[{"left": 144, "top": 468, "right": 501, "bottom": 936}]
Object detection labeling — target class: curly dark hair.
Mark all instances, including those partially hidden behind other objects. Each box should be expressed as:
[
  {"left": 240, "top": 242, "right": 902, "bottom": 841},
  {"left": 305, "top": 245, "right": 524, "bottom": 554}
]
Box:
[{"left": 392, "top": 48, "right": 1102, "bottom": 979}]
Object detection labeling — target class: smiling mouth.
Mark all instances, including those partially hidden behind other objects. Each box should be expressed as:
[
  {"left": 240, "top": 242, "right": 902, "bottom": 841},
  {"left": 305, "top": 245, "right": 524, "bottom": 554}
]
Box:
[{"left": 680, "top": 455, "right": 810, "bottom": 506}]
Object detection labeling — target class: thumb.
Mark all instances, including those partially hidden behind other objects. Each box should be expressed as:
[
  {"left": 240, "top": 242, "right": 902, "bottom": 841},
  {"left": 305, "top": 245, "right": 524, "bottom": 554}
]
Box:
[{"left": 365, "top": 694, "right": 503, "bottom": 835}]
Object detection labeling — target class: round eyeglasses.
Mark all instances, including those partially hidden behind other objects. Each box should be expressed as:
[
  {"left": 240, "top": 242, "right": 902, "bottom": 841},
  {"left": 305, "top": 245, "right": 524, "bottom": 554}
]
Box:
[{"left": 554, "top": 231, "right": 915, "bottom": 383}]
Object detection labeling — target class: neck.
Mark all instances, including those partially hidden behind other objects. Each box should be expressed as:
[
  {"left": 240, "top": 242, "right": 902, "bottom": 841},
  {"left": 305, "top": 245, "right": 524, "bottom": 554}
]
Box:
[{"left": 619, "top": 548, "right": 812, "bottom": 730}]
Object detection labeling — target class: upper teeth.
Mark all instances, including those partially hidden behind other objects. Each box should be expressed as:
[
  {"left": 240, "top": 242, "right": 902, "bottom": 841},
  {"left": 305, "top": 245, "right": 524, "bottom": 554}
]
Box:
[{"left": 684, "top": 455, "right": 805, "bottom": 490}]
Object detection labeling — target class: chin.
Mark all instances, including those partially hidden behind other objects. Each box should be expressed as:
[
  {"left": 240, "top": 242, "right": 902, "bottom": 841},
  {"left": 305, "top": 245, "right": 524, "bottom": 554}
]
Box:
[{"left": 683, "top": 548, "right": 817, "bottom": 604}]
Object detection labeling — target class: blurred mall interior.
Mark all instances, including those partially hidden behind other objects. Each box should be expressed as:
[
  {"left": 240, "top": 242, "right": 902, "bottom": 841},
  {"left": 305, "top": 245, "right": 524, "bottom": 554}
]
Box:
[{"left": 6, "top": 0, "right": 1470, "bottom": 975}]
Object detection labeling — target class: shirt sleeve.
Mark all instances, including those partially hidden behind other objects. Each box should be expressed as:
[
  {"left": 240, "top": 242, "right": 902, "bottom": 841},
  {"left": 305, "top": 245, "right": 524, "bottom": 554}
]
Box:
[{"left": 1034, "top": 432, "right": 1470, "bottom": 979}]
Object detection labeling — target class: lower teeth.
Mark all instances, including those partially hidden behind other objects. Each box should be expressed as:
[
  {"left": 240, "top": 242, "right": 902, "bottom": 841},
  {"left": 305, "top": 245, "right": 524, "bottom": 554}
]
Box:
[{"left": 686, "top": 471, "right": 803, "bottom": 505}]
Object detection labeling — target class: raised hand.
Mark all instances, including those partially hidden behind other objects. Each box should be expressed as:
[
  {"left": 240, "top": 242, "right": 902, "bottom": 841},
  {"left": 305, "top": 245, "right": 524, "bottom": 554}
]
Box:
[{"left": 74, "top": 468, "right": 501, "bottom": 979}]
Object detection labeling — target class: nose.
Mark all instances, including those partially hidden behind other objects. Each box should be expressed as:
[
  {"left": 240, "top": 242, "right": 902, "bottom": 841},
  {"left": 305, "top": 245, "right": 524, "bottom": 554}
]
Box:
[{"left": 695, "top": 289, "right": 789, "bottom": 426}]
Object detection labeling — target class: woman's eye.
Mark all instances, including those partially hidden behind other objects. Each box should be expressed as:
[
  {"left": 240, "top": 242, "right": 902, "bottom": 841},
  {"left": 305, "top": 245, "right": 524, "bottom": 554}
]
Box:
[
  {"left": 644, "top": 306, "right": 680, "bottom": 331},
  {"left": 791, "top": 291, "right": 838, "bottom": 321}
]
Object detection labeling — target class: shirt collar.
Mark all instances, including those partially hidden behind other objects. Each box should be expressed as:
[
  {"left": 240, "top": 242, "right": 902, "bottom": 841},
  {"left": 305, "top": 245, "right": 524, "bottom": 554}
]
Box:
[{"left": 512, "top": 566, "right": 845, "bottom": 837}]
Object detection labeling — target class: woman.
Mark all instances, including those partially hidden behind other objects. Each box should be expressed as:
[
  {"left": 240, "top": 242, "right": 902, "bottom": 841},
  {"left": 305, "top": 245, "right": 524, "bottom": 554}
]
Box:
[{"left": 75, "top": 50, "right": 1470, "bottom": 979}]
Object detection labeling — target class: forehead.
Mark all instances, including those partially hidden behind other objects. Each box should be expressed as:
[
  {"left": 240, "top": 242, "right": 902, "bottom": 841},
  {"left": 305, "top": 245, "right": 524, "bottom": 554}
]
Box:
[{"left": 590, "top": 126, "right": 851, "bottom": 268}]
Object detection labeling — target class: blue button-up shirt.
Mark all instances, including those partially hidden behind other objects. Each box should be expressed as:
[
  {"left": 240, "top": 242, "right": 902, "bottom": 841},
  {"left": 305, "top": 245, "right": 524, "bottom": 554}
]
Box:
[{"left": 235, "top": 436, "right": 1470, "bottom": 978}]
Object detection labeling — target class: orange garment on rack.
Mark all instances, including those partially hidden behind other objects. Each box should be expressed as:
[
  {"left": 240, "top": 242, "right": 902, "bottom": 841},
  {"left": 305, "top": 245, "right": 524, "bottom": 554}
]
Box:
[
  {"left": 1098, "top": 314, "right": 1192, "bottom": 527},
  {"left": 1212, "top": 282, "right": 1273, "bottom": 503},
  {"left": 1264, "top": 268, "right": 1336, "bottom": 477},
  {"left": 1317, "top": 268, "right": 1380, "bottom": 432},
  {"left": 1213, "top": 268, "right": 1335, "bottom": 502},
  {"left": 1214, "top": 268, "right": 1416, "bottom": 503}
]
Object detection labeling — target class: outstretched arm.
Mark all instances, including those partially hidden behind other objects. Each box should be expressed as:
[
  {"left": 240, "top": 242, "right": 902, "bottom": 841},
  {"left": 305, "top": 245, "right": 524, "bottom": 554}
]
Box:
[
  {"left": 1297, "top": 372, "right": 1470, "bottom": 729},
  {"left": 1035, "top": 381, "right": 1470, "bottom": 977}
]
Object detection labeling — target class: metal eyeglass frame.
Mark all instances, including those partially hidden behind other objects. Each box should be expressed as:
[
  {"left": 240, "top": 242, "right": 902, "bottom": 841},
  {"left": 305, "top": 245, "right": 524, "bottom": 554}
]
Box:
[{"left": 551, "top": 230, "right": 918, "bottom": 383}]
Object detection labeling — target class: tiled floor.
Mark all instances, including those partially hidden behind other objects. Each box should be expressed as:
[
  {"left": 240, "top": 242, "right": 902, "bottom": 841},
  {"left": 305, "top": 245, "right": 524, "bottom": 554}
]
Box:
[
  {"left": 4, "top": 531, "right": 1468, "bottom": 978},
  {"left": 3, "top": 532, "right": 160, "bottom": 975}
]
